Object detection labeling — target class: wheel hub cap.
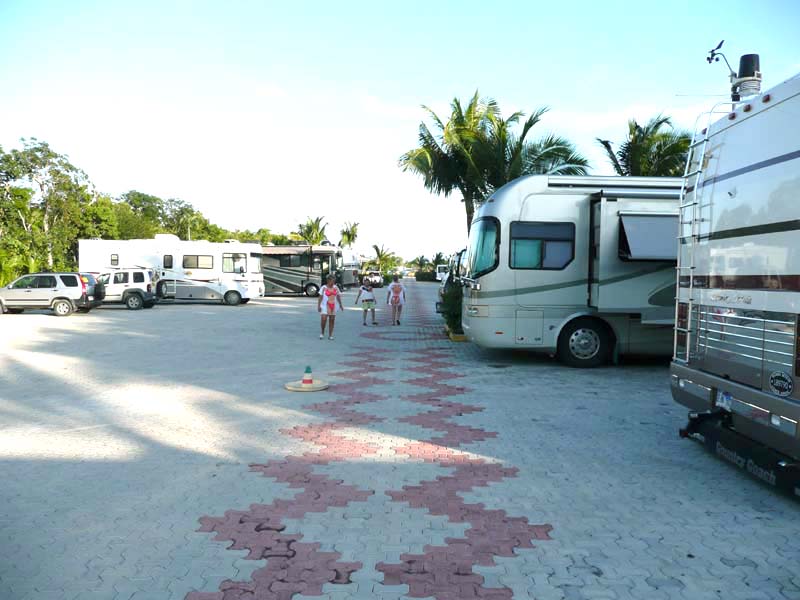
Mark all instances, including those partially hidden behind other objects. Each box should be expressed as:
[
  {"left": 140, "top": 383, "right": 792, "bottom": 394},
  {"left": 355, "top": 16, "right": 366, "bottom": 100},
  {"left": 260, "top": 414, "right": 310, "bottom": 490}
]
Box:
[{"left": 569, "top": 328, "right": 600, "bottom": 360}]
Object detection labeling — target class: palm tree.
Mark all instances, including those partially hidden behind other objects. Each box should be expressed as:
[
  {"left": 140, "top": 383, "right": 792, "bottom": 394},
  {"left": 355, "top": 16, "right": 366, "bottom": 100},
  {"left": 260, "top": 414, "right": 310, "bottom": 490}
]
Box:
[
  {"left": 399, "top": 92, "right": 494, "bottom": 232},
  {"left": 408, "top": 255, "right": 430, "bottom": 271},
  {"left": 597, "top": 115, "right": 690, "bottom": 176},
  {"left": 479, "top": 108, "right": 589, "bottom": 193},
  {"left": 338, "top": 221, "right": 359, "bottom": 247},
  {"left": 400, "top": 92, "right": 589, "bottom": 231},
  {"left": 295, "top": 216, "right": 328, "bottom": 245},
  {"left": 431, "top": 252, "right": 447, "bottom": 266},
  {"left": 369, "top": 244, "right": 400, "bottom": 272}
]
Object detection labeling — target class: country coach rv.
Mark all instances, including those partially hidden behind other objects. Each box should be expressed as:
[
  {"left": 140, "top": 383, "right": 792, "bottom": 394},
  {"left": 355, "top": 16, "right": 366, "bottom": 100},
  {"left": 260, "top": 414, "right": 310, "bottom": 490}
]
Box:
[
  {"left": 79, "top": 234, "right": 264, "bottom": 305},
  {"left": 461, "top": 175, "right": 682, "bottom": 367},
  {"left": 261, "top": 244, "right": 343, "bottom": 296},
  {"left": 670, "top": 46, "right": 800, "bottom": 495}
]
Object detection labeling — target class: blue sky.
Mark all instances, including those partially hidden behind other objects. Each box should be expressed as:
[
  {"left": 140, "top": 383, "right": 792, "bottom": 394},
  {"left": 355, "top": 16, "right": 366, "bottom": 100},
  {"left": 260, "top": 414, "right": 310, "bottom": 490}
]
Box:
[{"left": 1, "top": 0, "right": 799, "bottom": 258}]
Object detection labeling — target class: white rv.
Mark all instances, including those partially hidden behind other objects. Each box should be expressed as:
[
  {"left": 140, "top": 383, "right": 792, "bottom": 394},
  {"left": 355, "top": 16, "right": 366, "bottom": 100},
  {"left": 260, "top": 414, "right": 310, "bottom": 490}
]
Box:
[
  {"left": 671, "top": 51, "right": 800, "bottom": 491},
  {"left": 461, "top": 175, "right": 682, "bottom": 366},
  {"left": 78, "top": 234, "right": 264, "bottom": 305}
]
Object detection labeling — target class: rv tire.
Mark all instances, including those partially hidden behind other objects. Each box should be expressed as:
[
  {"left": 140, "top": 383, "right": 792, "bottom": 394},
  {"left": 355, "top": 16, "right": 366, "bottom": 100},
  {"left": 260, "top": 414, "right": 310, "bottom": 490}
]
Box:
[
  {"left": 156, "top": 281, "right": 168, "bottom": 299},
  {"left": 224, "top": 291, "right": 242, "bottom": 306},
  {"left": 557, "top": 318, "right": 612, "bottom": 368},
  {"left": 304, "top": 283, "right": 319, "bottom": 297}
]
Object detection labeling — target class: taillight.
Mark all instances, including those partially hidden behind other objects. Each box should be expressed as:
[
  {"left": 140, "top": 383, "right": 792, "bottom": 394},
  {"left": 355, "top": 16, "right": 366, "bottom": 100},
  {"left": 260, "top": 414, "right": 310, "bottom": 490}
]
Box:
[
  {"left": 147, "top": 284, "right": 152, "bottom": 293},
  {"left": 79, "top": 275, "right": 88, "bottom": 294}
]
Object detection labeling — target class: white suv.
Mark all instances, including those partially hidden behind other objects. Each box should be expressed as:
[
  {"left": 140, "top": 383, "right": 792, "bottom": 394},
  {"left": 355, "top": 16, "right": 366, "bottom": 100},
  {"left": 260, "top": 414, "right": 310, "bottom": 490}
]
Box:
[{"left": 97, "top": 268, "right": 157, "bottom": 310}]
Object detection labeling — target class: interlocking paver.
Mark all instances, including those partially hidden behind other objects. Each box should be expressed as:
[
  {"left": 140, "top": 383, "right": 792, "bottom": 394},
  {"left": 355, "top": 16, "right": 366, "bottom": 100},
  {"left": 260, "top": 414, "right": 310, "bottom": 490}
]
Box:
[{"left": 1, "top": 281, "right": 799, "bottom": 599}]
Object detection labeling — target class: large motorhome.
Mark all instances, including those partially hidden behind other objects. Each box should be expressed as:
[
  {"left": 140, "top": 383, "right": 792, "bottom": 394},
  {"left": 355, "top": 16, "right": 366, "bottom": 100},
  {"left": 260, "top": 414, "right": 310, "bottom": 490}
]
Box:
[
  {"left": 461, "top": 175, "right": 682, "bottom": 367},
  {"left": 78, "top": 234, "right": 264, "bottom": 305},
  {"left": 671, "top": 51, "right": 800, "bottom": 494},
  {"left": 261, "top": 244, "right": 343, "bottom": 296}
]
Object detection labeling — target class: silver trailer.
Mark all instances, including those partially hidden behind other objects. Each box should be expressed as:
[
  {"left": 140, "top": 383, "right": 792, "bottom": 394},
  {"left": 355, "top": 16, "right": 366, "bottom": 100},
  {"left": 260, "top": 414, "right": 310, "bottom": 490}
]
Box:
[
  {"left": 671, "top": 51, "right": 800, "bottom": 494},
  {"left": 461, "top": 175, "right": 682, "bottom": 366}
]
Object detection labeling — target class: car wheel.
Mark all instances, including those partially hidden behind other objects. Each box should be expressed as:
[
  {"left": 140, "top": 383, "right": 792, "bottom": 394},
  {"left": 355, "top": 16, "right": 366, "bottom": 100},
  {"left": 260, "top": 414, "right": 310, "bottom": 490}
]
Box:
[
  {"left": 224, "top": 291, "right": 242, "bottom": 306},
  {"left": 53, "top": 300, "right": 74, "bottom": 317},
  {"left": 125, "top": 294, "right": 144, "bottom": 310},
  {"left": 556, "top": 318, "right": 613, "bottom": 368},
  {"left": 304, "top": 283, "right": 319, "bottom": 297}
]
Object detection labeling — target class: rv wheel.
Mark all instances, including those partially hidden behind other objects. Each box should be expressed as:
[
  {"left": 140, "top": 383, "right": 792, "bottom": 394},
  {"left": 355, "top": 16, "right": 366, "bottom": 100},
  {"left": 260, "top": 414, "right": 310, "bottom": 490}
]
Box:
[
  {"left": 156, "top": 281, "right": 167, "bottom": 298},
  {"left": 557, "top": 318, "right": 612, "bottom": 368},
  {"left": 224, "top": 291, "right": 242, "bottom": 306},
  {"left": 304, "top": 283, "right": 319, "bottom": 297}
]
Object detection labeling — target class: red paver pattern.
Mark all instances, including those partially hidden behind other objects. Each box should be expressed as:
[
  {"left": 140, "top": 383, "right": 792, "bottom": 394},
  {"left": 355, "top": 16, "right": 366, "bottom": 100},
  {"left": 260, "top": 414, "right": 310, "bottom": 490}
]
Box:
[{"left": 187, "top": 287, "right": 552, "bottom": 599}]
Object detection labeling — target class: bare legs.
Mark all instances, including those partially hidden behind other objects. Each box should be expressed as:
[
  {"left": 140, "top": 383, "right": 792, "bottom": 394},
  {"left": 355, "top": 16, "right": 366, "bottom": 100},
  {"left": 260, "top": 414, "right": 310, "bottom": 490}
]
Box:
[
  {"left": 328, "top": 315, "right": 335, "bottom": 337},
  {"left": 320, "top": 314, "right": 328, "bottom": 336},
  {"left": 390, "top": 303, "right": 403, "bottom": 325}
]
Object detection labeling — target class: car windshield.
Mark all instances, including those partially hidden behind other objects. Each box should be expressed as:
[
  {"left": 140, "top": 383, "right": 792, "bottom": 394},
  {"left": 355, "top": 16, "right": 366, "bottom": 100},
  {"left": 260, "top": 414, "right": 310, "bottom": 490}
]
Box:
[{"left": 466, "top": 218, "right": 499, "bottom": 277}]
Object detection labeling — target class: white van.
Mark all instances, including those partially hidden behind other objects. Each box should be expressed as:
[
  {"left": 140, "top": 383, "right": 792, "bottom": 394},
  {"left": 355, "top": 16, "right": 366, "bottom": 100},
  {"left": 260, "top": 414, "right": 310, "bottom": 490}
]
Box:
[{"left": 435, "top": 264, "right": 449, "bottom": 282}]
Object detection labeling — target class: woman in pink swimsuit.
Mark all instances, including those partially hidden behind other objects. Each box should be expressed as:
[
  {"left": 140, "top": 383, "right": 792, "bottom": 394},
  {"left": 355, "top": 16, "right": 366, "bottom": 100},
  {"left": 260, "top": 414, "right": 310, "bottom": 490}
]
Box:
[{"left": 317, "top": 275, "right": 344, "bottom": 340}]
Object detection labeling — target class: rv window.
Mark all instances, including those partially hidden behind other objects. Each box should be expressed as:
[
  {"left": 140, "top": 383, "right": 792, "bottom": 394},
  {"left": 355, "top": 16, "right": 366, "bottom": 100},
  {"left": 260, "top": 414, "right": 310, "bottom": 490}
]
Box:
[
  {"left": 279, "top": 255, "right": 301, "bottom": 268},
  {"left": 163, "top": 255, "right": 173, "bottom": 269},
  {"left": 619, "top": 214, "right": 678, "bottom": 261},
  {"left": 223, "top": 253, "right": 247, "bottom": 273},
  {"left": 299, "top": 253, "right": 311, "bottom": 268},
  {"left": 183, "top": 255, "right": 214, "bottom": 269},
  {"left": 509, "top": 221, "right": 575, "bottom": 270},
  {"left": 110, "top": 254, "right": 119, "bottom": 266},
  {"left": 466, "top": 218, "right": 500, "bottom": 277},
  {"left": 249, "top": 252, "right": 262, "bottom": 273},
  {"left": 113, "top": 272, "right": 129, "bottom": 284}
]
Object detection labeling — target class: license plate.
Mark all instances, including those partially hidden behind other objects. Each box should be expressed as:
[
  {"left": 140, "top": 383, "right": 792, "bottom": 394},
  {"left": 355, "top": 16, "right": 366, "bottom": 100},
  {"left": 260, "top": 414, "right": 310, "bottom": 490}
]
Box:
[
  {"left": 88, "top": 295, "right": 94, "bottom": 300},
  {"left": 716, "top": 390, "right": 733, "bottom": 411}
]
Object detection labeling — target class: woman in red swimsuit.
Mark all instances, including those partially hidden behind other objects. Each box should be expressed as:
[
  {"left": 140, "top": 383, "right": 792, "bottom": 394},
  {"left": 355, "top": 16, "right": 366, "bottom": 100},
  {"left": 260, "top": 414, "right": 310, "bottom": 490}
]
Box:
[{"left": 317, "top": 275, "right": 344, "bottom": 340}]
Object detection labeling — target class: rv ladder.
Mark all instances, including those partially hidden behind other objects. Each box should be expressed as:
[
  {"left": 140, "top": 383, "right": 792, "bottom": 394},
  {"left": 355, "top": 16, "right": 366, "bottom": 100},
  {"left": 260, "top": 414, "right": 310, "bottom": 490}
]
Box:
[{"left": 673, "top": 103, "right": 738, "bottom": 363}]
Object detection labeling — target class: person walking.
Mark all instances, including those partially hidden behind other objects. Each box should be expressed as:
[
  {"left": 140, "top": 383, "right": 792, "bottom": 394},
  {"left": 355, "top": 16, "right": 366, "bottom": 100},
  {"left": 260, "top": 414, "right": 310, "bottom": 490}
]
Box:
[
  {"left": 317, "top": 275, "right": 344, "bottom": 339},
  {"left": 386, "top": 274, "right": 406, "bottom": 325},
  {"left": 354, "top": 281, "right": 378, "bottom": 326}
]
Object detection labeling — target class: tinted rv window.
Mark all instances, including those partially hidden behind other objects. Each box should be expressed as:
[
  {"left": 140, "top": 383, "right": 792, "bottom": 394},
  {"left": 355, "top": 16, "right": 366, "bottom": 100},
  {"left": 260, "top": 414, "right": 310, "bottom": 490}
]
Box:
[
  {"left": 110, "top": 254, "right": 119, "bottom": 266},
  {"left": 163, "top": 255, "right": 173, "bottom": 269},
  {"left": 183, "top": 255, "right": 213, "bottom": 269},
  {"left": 223, "top": 253, "right": 247, "bottom": 273},
  {"left": 279, "top": 255, "right": 301, "bottom": 268},
  {"left": 466, "top": 218, "right": 500, "bottom": 277},
  {"left": 510, "top": 221, "right": 575, "bottom": 270},
  {"left": 618, "top": 214, "right": 678, "bottom": 261}
]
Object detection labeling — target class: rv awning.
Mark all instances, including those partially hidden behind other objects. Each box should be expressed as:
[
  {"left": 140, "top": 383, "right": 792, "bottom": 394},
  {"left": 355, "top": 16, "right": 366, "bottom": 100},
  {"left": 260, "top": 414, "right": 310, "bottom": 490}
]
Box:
[{"left": 619, "top": 213, "right": 678, "bottom": 261}]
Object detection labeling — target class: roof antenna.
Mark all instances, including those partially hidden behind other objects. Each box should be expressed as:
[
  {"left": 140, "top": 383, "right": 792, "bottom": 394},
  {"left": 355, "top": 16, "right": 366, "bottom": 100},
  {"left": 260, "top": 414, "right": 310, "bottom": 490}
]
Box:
[{"left": 707, "top": 40, "right": 761, "bottom": 102}]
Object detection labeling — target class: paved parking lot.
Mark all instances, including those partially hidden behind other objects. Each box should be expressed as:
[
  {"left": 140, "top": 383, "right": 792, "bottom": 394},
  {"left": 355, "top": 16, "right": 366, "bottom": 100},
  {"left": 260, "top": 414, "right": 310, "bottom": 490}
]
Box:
[{"left": 1, "top": 280, "right": 799, "bottom": 600}]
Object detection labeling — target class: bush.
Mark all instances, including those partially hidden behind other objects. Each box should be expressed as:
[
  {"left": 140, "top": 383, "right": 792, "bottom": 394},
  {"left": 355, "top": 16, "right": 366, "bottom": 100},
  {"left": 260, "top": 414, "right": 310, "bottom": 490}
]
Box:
[
  {"left": 383, "top": 273, "right": 393, "bottom": 286},
  {"left": 415, "top": 270, "right": 438, "bottom": 282},
  {"left": 441, "top": 282, "right": 463, "bottom": 334}
]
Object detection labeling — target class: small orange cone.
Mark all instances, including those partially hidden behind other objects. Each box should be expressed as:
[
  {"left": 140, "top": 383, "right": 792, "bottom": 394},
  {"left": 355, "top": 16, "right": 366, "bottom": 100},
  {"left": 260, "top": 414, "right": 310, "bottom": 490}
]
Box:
[{"left": 285, "top": 365, "right": 329, "bottom": 392}]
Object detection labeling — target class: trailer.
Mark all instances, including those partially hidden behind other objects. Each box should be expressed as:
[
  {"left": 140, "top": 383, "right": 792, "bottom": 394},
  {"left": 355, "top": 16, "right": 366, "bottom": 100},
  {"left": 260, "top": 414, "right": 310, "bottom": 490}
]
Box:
[
  {"left": 460, "top": 175, "right": 682, "bottom": 367},
  {"left": 670, "top": 50, "right": 800, "bottom": 496},
  {"left": 78, "top": 234, "right": 264, "bottom": 305},
  {"left": 261, "top": 244, "right": 343, "bottom": 297}
]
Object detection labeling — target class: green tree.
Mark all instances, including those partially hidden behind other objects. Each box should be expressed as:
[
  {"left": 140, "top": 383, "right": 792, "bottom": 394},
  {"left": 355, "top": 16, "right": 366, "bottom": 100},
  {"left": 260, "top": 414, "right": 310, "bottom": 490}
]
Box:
[
  {"left": 368, "top": 244, "right": 401, "bottom": 272},
  {"left": 431, "top": 252, "right": 447, "bottom": 266},
  {"left": 295, "top": 217, "right": 328, "bottom": 245},
  {"left": 597, "top": 115, "right": 690, "bottom": 176},
  {"left": 400, "top": 92, "right": 589, "bottom": 231},
  {"left": 408, "top": 255, "right": 430, "bottom": 270},
  {"left": 338, "top": 221, "right": 359, "bottom": 248}
]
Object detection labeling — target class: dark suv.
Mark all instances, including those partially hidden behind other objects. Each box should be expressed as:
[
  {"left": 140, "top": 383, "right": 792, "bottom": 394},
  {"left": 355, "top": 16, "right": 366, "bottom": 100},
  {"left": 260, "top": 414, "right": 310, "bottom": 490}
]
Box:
[{"left": 0, "top": 272, "right": 105, "bottom": 316}]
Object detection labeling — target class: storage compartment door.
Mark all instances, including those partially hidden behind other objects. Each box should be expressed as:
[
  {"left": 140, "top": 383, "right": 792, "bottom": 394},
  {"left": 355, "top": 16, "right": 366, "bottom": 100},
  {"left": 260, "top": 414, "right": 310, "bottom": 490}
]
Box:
[{"left": 515, "top": 310, "right": 544, "bottom": 345}]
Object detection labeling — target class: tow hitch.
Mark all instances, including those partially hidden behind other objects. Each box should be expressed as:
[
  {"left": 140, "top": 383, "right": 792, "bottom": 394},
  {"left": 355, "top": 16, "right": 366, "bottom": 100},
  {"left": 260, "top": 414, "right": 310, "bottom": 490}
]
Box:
[{"left": 679, "top": 411, "right": 800, "bottom": 499}]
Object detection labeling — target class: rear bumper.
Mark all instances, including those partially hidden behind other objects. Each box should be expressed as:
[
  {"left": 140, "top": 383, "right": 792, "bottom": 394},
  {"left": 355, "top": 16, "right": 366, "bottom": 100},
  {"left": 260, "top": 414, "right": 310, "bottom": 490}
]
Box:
[
  {"left": 76, "top": 294, "right": 103, "bottom": 309},
  {"left": 670, "top": 362, "right": 800, "bottom": 461}
]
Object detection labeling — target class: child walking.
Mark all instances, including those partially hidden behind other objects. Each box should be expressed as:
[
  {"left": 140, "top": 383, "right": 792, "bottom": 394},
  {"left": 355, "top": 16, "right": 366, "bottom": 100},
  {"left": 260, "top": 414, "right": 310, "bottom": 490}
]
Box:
[
  {"left": 354, "top": 281, "right": 378, "bottom": 325},
  {"left": 317, "top": 275, "right": 344, "bottom": 340}
]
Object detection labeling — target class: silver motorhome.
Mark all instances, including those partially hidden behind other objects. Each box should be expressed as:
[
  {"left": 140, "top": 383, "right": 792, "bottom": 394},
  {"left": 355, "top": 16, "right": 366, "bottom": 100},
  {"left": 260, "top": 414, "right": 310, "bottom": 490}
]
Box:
[
  {"left": 261, "top": 245, "right": 343, "bottom": 296},
  {"left": 671, "top": 50, "right": 800, "bottom": 490},
  {"left": 461, "top": 175, "right": 681, "bottom": 366}
]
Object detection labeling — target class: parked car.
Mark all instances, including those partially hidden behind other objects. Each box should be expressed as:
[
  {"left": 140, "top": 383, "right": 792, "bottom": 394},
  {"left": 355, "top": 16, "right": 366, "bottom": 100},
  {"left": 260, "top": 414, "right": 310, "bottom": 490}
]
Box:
[
  {"left": 97, "top": 268, "right": 157, "bottom": 310},
  {"left": 0, "top": 272, "right": 105, "bottom": 316},
  {"left": 361, "top": 271, "right": 383, "bottom": 287}
]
